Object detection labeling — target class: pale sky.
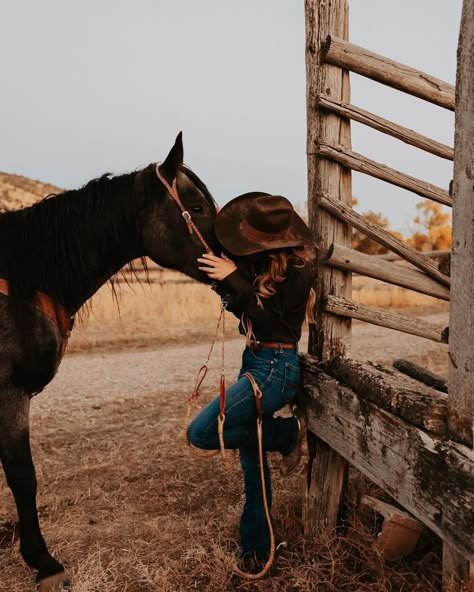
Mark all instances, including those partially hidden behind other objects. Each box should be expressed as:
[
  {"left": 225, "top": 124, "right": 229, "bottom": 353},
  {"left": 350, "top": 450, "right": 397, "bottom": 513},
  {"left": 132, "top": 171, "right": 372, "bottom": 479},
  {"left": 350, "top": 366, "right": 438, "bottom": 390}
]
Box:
[{"left": 1, "top": 1, "right": 462, "bottom": 234}]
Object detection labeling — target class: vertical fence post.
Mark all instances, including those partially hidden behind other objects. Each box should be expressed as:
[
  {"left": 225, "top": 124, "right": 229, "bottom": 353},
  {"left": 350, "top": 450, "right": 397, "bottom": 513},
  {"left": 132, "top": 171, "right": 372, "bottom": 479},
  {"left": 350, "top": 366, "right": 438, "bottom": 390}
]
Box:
[
  {"left": 444, "top": 0, "right": 474, "bottom": 588},
  {"left": 303, "top": 0, "right": 352, "bottom": 535}
]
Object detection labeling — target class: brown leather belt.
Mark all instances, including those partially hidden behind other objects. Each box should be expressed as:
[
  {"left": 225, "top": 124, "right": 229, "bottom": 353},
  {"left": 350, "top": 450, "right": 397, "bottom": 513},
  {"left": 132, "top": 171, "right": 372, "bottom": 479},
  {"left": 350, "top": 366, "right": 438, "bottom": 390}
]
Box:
[{"left": 253, "top": 341, "right": 297, "bottom": 350}]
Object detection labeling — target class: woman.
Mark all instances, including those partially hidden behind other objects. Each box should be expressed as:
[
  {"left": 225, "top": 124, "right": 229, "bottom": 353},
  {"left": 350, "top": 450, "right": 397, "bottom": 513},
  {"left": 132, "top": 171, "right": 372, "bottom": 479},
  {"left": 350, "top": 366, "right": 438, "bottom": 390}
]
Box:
[{"left": 187, "top": 192, "right": 314, "bottom": 563}]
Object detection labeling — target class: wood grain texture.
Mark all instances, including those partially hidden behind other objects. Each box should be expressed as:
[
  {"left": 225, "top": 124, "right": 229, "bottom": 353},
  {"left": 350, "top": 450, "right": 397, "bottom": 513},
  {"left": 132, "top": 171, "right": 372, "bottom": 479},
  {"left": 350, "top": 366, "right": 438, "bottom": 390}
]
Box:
[
  {"left": 319, "top": 96, "right": 454, "bottom": 160},
  {"left": 324, "top": 243, "right": 450, "bottom": 300},
  {"left": 299, "top": 356, "right": 474, "bottom": 561},
  {"left": 325, "top": 295, "right": 449, "bottom": 343},
  {"left": 320, "top": 194, "right": 451, "bottom": 287},
  {"left": 327, "top": 356, "right": 448, "bottom": 435},
  {"left": 322, "top": 35, "right": 455, "bottom": 110},
  {"left": 304, "top": 0, "right": 351, "bottom": 535},
  {"left": 393, "top": 359, "right": 448, "bottom": 394},
  {"left": 448, "top": 0, "right": 474, "bottom": 448},
  {"left": 318, "top": 142, "right": 452, "bottom": 206},
  {"left": 306, "top": 0, "right": 352, "bottom": 361},
  {"left": 444, "top": 2, "right": 474, "bottom": 585}
]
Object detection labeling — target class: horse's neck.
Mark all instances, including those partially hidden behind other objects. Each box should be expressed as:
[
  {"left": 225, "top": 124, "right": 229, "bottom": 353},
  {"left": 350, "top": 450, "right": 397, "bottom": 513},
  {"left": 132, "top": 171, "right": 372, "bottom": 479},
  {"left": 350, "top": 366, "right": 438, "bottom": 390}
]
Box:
[
  {"left": 9, "top": 172, "right": 146, "bottom": 314},
  {"left": 72, "top": 246, "right": 141, "bottom": 312},
  {"left": 64, "top": 205, "right": 144, "bottom": 313}
]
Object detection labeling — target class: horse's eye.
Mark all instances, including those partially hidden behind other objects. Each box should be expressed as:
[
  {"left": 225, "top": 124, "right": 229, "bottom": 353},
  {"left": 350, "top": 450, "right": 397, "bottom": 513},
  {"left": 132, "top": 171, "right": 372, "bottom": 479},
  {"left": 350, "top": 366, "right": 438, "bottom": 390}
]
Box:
[{"left": 190, "top": 205, "right": 203, "bottom": 214}]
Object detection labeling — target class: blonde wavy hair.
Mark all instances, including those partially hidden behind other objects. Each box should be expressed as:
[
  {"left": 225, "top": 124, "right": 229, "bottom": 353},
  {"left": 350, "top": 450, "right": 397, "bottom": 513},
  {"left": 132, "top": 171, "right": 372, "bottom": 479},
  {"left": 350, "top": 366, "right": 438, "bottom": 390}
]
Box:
[{"left": 242, "top": 246, "right": 316, "bottom": 346}]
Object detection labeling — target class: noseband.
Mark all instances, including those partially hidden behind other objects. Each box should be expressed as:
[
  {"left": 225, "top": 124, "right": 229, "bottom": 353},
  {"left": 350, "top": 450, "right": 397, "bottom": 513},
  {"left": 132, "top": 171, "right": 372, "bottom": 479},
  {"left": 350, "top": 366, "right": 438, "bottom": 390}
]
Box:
[{"left": 155, "top": 165, "right": 214, "bottom": 255}]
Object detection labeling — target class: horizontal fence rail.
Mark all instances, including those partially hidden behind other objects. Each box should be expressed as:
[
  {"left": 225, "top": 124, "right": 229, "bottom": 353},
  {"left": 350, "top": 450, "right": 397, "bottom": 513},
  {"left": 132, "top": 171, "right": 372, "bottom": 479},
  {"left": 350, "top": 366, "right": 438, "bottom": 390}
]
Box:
[
  {"left": 300, "top": 356, "right": 474, "bottom": 561},
  {"left": 375, "top": 249, "right": 450, "bottom": 261},
  {"left": 320, "top": 194, "right": 451, "bottom": 287},
  {"left": 318, "top": 96, "right": 454, "bottom": 160},
  {"left": 324, "top": 243, "right": 450, "bottom": 300},
  {"left": 317, "top": 143, "right": 453, "bottom": 206},
  {"left": 325, "top": 295, "right": 449, "bottom": 343},
  {"left": 322, "top": 35, "right": 455, "bottom": 110}
]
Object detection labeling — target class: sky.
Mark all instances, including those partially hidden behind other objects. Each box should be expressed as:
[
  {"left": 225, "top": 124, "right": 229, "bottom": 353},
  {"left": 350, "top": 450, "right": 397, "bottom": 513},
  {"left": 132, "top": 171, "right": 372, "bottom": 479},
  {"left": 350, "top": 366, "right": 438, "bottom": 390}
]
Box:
[{"left": 0, "top": 1, "right": 462, "bottom": 235}]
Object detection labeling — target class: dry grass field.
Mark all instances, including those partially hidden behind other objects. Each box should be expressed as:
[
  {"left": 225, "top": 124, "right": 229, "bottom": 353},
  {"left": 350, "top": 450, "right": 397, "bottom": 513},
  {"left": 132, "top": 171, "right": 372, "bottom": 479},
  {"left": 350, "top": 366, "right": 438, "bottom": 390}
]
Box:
[
  {"left": 0, "top": 273, "right": 453, "bottom": 591},
  {"left": 67, "top": 270, "right": 448, "bottom": 354}
]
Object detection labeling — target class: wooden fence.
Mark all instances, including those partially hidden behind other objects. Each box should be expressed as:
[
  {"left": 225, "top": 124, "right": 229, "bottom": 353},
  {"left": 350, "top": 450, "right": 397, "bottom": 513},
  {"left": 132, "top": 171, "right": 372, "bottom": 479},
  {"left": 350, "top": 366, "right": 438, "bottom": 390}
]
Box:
[{"left": 302, "top": 1, "right": 473, "bottom": 590}]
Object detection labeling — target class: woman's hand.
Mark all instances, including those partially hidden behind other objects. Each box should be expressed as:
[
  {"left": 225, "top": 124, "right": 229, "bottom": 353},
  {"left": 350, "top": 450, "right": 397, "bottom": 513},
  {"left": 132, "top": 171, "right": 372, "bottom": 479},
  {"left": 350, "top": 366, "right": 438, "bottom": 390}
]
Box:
[{"left": 197, "top": 253, "right": 237, "bottom": 281}]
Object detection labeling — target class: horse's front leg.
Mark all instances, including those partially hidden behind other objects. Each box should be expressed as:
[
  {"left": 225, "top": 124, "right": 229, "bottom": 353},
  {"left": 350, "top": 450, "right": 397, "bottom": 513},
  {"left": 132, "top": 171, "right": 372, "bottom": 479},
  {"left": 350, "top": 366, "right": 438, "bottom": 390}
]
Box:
[{"left": 0, "top": 386, "right": 70, "bottom": 590}]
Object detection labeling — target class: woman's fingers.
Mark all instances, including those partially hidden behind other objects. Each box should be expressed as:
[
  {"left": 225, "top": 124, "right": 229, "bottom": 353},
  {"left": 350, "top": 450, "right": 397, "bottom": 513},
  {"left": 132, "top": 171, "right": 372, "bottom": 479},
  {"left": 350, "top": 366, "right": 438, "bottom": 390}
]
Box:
[{"left": 198, "top": 253, "right": 236, "bottom": 280}]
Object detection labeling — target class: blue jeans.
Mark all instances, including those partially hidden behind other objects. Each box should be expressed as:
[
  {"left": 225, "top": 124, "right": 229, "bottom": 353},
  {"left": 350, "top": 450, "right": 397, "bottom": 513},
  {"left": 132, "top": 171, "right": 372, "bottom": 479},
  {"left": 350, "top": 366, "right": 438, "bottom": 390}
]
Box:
[{"left": 187, "top": 346, "right": 300, "bottom": 556}]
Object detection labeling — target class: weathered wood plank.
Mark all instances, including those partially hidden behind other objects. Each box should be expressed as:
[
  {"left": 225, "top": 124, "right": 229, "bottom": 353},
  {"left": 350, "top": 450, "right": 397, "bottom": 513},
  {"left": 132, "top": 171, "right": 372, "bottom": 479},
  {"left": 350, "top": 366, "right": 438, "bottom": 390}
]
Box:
[
  {"left": 393, "top": 359, "right": 448, "bottom": 394},
  {"left": 326, "top": 295, "right": 449, "bottom": 343},
  {"left": 444, "top": 1, "right": 474, "bottom": 586},
  {"left": 320, "top": 194, "right": 451, "bottom": 287},
  {"left": 299, "top": 357, "right": 474, "bottom": 561},
  {"left": 319, "top": 96, "right": 454, "bottom": 160},
  {"left": 306, "top": 6, "right": 352, "bottom": 361},
  {"left": 322, "top": 35, "right": 455, "bottom": 111},
  {"left": 448, "top": 0, "right": 474, "bottom": 449},
  {"left": 376, "top": 249, "right": 451, "bottom": 262},
  {"left": 304, "top": 0, "right": 351, "bottom": 535},
  {"left": 324, "top": 243, "right": 450, "bottom": 301},
  {"left": 302, "top": 434, "right": 348, "bottom": 536},
  {"left": 318, "top": 142, "right": 452, "bottom": 207},
  {"left": 326, "top": 356, "right": 448, "bottom": 435}
]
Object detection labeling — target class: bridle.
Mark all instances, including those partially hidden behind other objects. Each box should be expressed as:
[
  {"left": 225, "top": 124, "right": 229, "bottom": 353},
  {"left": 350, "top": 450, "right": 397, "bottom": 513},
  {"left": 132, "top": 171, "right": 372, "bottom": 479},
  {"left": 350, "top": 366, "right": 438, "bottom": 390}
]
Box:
[{"left": 155, "top": 164, "right": 214, "bottom": 255}]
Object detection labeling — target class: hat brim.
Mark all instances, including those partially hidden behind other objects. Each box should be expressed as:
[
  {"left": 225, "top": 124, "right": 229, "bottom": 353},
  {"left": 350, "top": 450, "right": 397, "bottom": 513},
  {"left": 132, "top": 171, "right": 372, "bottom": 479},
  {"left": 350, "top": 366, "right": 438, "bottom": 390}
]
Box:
[{"left": 215, "top": 192, "right": 314, "bottom": 256}]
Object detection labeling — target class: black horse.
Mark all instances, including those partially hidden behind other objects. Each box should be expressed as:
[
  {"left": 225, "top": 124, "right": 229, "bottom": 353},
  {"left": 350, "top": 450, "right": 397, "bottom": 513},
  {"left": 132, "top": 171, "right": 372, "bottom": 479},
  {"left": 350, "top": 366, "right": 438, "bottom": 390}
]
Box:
[{"left": 0, "top": 134, "right": 218, "bottom": 590}]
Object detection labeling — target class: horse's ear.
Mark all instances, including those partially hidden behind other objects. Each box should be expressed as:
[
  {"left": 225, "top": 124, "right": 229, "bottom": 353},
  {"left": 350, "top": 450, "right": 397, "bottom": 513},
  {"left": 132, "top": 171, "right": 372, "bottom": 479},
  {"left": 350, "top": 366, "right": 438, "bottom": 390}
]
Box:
[{"left": 159, "top": 132, "right": 184, "bottom": 184}]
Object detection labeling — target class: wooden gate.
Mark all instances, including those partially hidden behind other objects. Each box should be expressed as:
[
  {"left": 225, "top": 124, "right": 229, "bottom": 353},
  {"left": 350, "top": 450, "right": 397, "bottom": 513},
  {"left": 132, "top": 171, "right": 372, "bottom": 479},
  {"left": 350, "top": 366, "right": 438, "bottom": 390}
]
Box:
[{"left": 302, "top": 1, "right": 473, "bottom": 589}]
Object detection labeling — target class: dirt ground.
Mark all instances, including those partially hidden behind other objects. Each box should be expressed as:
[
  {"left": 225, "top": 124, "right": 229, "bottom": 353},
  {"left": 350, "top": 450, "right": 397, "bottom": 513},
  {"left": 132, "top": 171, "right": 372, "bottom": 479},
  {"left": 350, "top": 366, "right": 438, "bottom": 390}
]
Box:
[{"left": 0, "top": 310, "right": 450, "bottom": 591}]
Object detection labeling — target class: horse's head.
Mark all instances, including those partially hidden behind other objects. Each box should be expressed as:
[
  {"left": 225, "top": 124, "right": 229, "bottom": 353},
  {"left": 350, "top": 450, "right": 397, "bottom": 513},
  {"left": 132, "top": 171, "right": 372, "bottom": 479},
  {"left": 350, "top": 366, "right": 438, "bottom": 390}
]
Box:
[{"left": 141, "top": 133, "right": 219, "bottom": 282}]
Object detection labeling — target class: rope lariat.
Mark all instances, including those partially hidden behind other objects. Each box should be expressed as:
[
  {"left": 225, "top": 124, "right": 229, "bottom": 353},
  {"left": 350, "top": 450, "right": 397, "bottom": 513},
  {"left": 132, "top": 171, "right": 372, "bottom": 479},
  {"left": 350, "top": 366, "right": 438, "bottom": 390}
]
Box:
[
  {"left": 184, "top": 305, "right": 276, "bottom": 580},
  {"left": 161, "top": 167, "right": 275, "bottom": 579}
]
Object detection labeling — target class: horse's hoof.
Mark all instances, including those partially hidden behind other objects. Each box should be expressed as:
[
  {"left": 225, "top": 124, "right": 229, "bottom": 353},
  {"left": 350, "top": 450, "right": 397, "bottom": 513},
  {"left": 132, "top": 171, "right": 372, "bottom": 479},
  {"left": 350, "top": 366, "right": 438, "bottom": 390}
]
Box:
[{"left": 37, "top": 571, "right": 71, "bottom": 591}]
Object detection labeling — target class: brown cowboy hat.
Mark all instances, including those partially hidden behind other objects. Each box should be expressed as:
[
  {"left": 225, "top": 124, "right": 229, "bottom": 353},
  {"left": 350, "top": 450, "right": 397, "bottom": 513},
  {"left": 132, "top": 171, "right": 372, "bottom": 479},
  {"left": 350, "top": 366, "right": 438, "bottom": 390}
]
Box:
[{"left": 215, "top": 192, "right": 314, "bottom": 256}]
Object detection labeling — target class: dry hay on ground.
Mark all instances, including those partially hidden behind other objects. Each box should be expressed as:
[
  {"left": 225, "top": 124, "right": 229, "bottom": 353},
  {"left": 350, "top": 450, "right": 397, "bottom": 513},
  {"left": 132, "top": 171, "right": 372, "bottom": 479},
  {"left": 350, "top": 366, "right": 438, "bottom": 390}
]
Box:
[
  {"left": 0, "top": 275, "right": 451, "bottom": 591},
  {"left": 0, "top": 375, "right": 444, "bottom": 591}
]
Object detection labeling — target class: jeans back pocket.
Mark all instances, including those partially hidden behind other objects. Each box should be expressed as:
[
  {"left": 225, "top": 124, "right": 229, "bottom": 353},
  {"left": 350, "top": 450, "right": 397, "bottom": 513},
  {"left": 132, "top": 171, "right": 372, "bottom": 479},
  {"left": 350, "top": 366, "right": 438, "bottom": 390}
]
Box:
[{"left": 283, "top": 362, "right": 300, "bottom": 402}]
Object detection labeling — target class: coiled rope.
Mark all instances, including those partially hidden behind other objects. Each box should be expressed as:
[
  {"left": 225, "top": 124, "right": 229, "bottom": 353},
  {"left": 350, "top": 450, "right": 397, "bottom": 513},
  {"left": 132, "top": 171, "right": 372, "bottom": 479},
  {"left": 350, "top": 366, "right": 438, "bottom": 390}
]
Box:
[{"left": 184, "top": 306, "right": 276, "bottom": 579}]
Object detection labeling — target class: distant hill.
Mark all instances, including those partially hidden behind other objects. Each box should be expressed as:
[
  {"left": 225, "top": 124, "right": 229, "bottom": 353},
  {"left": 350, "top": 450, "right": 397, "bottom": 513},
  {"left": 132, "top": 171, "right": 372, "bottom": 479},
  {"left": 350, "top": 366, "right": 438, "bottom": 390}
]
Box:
[{"left": 0, "top": 172, "right": 63, "bottom": 211}]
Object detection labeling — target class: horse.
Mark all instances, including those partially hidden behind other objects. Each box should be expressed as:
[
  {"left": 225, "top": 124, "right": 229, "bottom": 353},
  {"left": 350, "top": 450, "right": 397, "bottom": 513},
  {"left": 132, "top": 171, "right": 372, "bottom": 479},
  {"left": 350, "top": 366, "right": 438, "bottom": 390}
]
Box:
[{"left": 0, "top": 133, "right": 218, "bottom": 590}]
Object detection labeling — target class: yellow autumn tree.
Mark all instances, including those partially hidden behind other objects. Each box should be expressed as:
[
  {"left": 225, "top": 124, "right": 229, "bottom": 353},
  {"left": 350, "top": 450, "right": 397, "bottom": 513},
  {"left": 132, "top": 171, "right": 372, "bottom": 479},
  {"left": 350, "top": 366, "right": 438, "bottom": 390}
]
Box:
[
  {"left": 407, "top": 201, "right": 452, "bottom": 251},
  {"left": 351, "top": 201, "right": 404, "bottom": 255}
]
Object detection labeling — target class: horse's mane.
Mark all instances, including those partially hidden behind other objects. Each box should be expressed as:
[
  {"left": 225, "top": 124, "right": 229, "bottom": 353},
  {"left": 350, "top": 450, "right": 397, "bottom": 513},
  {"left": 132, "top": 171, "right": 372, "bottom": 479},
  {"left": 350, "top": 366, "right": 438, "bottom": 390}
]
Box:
[
  {"left": 0, "top": 162, "right": 215, "bottom": 392},
  {"left": 0, "top": 163, "right": 215, "bottom": 310}
]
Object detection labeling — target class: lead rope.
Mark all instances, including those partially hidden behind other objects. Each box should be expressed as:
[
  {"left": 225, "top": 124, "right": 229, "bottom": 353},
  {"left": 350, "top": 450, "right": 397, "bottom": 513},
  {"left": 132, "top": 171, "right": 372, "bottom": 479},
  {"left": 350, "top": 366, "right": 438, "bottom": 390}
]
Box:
[
  {"left": 231, "top": 372, "right": 276, "bottom": 580},
  {"left": 183, "top": 300, "right": 232, "bottom": 466},
  {"left": 184, "top": 307, "right": 276, "bottom": 579},
  {"left": 157, "top": 167, "right": 274, "bottom": 578}
]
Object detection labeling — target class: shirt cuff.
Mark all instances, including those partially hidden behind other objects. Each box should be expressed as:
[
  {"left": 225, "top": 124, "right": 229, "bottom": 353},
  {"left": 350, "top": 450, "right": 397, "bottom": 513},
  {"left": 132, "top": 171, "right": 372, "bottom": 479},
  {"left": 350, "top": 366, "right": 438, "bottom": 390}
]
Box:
[{"left": 219, "top": 268, "right": 252, "bottom": 295}]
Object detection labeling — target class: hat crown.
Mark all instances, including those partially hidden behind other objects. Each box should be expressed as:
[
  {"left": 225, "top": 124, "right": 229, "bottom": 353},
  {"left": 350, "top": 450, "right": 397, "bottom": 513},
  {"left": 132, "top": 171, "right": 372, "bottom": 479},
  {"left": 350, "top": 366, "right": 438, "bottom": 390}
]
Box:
[{"left": 246, "top": 195, "right": 294, "bottom": 234}]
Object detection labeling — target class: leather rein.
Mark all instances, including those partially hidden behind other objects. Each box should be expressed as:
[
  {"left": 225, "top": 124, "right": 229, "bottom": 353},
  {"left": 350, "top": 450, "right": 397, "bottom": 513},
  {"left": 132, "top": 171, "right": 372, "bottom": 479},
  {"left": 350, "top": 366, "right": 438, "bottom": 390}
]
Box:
[
  {"left": 155, "top": 165, "right": 214, "bottom": 256},
  {"left": 162, "top": 166, "right": 276, "bottom": 579}
]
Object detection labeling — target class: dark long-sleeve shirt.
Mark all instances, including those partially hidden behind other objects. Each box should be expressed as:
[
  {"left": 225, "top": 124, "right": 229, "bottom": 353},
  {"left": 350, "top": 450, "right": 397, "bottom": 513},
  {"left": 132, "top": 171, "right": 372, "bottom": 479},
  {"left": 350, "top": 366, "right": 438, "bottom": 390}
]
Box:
[{"left": 215, "top": 260, "right": 312, "bottom": 343}]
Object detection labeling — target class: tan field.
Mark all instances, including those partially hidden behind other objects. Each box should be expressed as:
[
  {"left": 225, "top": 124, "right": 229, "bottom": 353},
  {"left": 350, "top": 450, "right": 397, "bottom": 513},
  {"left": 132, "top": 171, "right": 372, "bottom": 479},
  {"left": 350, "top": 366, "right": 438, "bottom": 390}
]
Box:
[
  {"left": 0, "top": 273, "right": 451, "bottom": 591},
  {"left": 68, "top": 271, "right": 448, "bottom": 354}
]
